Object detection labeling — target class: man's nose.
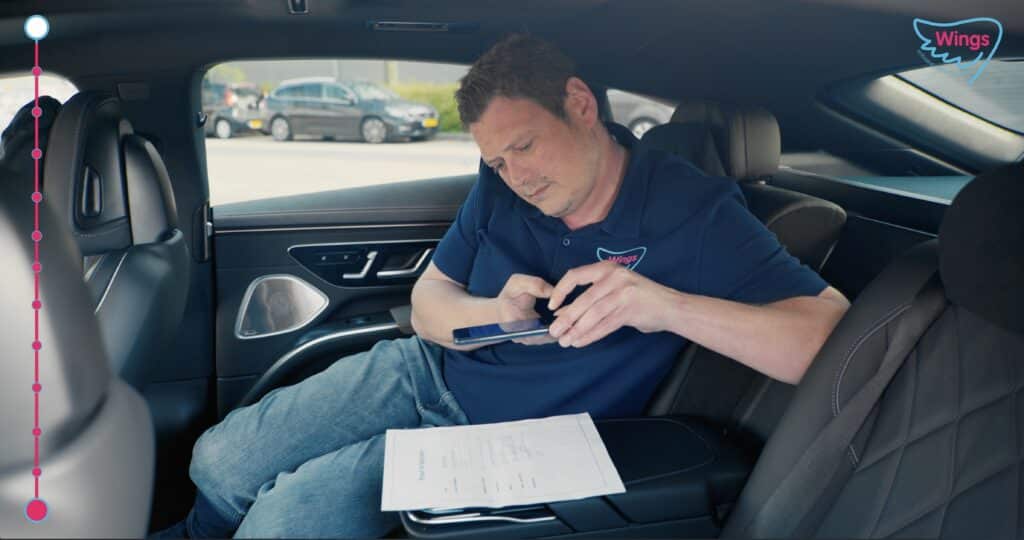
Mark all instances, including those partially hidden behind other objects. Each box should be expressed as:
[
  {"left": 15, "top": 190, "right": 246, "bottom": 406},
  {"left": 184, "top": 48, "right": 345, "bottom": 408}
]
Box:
[{"left": 506, "top": 160, "right": 532, "bottom": 187}]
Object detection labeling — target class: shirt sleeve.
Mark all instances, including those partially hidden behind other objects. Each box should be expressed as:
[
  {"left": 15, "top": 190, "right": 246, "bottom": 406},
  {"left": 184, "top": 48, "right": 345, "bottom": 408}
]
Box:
[
  {"left": 696, "top": 183, "right": 829, "bottom": 304},
  {"left": 430, "top": 161, "right": 490, "bottom": 285}
]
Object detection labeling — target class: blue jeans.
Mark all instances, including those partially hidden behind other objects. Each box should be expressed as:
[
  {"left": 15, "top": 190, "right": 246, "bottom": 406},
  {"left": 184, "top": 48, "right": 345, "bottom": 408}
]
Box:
[{"left": 184, "top": 336, "right": 469, "bottom": 538}]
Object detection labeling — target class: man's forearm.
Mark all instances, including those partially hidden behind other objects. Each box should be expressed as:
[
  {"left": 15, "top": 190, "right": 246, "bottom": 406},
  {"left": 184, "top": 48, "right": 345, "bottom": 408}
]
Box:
[
  {"left": 662, "top": 289, "right": 849, "bottom": 384},
  {"left": 410, "top": 279, "right": 500, "bottom": 351}
]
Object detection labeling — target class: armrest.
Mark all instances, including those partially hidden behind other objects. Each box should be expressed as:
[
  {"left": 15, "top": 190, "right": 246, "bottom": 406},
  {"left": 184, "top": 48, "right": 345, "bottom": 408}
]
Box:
[{"left": 400, "top": 416, "right": 755, "bottom": 539}]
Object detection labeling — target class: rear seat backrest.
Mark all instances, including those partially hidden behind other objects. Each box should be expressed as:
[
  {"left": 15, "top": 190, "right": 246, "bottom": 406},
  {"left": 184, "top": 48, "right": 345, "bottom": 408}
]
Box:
[{"left": 639, "top": 101, "right": 846, "bottom": 448}]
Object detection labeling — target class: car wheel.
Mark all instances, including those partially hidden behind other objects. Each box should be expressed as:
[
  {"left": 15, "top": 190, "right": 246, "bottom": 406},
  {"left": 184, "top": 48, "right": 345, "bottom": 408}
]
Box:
[
  {"left": 361, "top": 117, "right": 388, "bottom": 144},
  {"left": 629, "top": 117, "right": 658, "bottom": 139},
  {"left": 214, "top": 118, "right": 233, "bottom": 139},
  {"left": 271, "top": 116, "right": 292, "bottom": 141}
]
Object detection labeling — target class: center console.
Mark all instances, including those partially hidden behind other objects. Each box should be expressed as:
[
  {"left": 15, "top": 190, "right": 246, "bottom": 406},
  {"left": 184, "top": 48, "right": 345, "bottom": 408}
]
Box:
[{"left": 400, "top": 416, "right": 753, "bottom": 539}]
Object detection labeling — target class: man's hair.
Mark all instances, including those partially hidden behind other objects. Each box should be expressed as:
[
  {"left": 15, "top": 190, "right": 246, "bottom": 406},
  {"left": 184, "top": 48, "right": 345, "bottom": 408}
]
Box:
[{"left": 455, "top": 34, "right": 577, "bottom": 126}]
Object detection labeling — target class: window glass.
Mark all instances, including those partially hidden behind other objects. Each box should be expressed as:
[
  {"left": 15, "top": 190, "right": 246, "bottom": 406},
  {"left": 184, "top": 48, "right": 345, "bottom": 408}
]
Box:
[
  {"left": 898, "top": 59, "right": 1024, "bottom": 134},
  {"left": 202, "top": 60, "right": 477, "bottom": 206},
  {"left": 605, "top": 88, "right": 676, "bottom": 139},
  {"left": 0, "top": 73, "right": 78, "bottom": 135}
]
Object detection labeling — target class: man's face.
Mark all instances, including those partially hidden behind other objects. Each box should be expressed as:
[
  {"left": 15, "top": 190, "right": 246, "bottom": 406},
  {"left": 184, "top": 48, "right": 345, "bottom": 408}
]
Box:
[{"left": 469, "top": 83, "right": 601, "bottom": 218}]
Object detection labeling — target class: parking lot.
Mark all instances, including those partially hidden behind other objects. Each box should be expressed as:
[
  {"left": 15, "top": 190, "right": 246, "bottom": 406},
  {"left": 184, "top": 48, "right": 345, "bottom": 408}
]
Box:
[{"left": 206, "top": 133, "right": 481, "bottom": 206}]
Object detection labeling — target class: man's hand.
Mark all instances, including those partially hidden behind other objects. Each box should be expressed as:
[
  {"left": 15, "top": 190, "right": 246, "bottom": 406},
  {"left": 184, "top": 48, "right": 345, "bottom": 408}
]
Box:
[
  {"left": 547, "top": 261, "right": 675, "bottom": 348},
  {"left": 495, "top": 273, "right": 559, "bottom": 345}
]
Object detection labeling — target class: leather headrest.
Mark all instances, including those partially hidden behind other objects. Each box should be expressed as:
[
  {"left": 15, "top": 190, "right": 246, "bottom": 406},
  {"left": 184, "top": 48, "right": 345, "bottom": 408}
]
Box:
[
  {"left": 669, "top": 101, "right": 781, "bottom": 180},
  {"left": 939, "top": 162, "right": 1024, "bottom": 335},
  {"left": 635, "top": 123, "right": 727, "bottom": 177},
  {"left": 43, "top": 91, "right": 176, "bottom": 256},
  {"left": 0, "top": 107, "right": 112, "bottom": 469}
]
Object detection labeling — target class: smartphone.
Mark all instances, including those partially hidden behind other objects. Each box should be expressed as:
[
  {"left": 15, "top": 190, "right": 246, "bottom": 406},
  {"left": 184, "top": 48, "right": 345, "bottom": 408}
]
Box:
[{"left": 452, "top": 318, "right": 551, "bottom": 346}]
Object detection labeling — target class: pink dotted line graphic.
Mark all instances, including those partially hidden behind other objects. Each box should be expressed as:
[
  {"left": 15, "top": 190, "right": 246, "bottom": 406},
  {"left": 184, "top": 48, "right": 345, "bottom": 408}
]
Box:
[{"left": 24, "top": 14, "right": 50, "bottom": 525}]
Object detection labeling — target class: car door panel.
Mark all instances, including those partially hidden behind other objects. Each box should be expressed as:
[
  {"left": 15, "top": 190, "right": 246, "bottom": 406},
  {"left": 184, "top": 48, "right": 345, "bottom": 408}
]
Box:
[{"left": 211, "top": 175, "right": 474, "bottom": 417}]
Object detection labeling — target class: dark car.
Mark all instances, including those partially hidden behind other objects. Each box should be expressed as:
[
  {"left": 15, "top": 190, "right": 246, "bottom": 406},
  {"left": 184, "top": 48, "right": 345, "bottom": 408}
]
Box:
[
  {"left": 202, "top": 80, "right": 265, "bottom": 139},
  {"left": 263, "top": 77, "right": 439, "bottom": 143}
]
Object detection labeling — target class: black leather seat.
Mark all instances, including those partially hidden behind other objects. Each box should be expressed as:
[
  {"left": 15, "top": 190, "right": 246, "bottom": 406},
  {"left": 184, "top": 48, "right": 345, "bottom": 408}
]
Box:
[
  {"left": 722, "top": 161, "right": 1024, "bottom": 538},
  {"left": 41, "top": 91, "right": 190, "bottom": 390},
  {"left": 0, "top": 99, "right": 155, "bottom": 536},
  {"left": 639, "top": 101, "right": 846, "bottom": 449}
]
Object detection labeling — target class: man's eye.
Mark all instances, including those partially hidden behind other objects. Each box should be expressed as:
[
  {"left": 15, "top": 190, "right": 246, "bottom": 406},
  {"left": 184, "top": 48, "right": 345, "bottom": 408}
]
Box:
[{"left": 517, "top": 141, "right": 532, "bottom": 152}]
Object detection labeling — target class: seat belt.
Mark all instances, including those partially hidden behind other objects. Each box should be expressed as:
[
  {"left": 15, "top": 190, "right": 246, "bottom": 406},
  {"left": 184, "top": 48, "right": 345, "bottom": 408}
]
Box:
[{"left": 727, "top": 273, "right": 947, "bottom": 538}]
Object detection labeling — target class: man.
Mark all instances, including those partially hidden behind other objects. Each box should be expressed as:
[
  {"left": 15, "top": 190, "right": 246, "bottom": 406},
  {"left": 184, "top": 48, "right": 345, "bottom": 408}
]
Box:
[{"left": 154, "top": 34, "right": 849, "bottom": 538}]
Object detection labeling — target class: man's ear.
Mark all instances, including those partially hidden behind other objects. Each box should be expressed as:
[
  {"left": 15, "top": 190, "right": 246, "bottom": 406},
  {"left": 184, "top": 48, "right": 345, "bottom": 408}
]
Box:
[{"left": 564, "top": 76, "right": 597, "bottom": 127}]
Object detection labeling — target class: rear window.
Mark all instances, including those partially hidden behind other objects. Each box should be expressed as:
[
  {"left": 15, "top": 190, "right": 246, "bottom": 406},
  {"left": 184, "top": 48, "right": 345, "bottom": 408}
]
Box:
[
  {"left": 0, "top": 73, "right": 77, "bottom": 135},
  {"left": 898, "top": 59, "right": 1024, "bottom": 134}
]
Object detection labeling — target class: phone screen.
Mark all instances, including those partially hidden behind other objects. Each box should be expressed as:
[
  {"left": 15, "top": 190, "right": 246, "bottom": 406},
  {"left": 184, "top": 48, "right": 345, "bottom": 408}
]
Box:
[{"left": 452, "top": 318, "right": 550, "bottom": 345}]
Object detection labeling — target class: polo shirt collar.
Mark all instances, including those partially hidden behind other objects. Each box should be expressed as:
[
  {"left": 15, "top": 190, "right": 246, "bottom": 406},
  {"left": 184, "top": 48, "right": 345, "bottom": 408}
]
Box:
[{"left": 513, "top": 122, "right": 648, "bottom": 239}]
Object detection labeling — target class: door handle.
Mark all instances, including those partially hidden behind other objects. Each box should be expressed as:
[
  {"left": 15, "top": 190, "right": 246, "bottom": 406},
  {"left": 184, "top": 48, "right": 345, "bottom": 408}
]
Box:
[
  {"left": 377, "top": 248, "right": 432, "bottom": 278},
  {"left": 342, "top": 250, "right": 378, "bottom": 280}
]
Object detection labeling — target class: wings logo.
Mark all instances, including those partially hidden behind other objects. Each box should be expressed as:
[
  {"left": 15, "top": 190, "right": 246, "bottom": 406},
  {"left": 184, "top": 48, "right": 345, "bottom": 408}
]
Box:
[
  {"left": 596, "top": 246, "right": 646, "bottom": 271},
  {"left": 913, "top": 17, "right": 1003, "bottom": 84}
]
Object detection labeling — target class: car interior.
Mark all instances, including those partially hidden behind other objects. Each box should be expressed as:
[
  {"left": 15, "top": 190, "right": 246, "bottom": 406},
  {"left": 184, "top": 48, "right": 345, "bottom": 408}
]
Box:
[{"left": 0, "top": 0, "right": 1022, "bottom": 538}]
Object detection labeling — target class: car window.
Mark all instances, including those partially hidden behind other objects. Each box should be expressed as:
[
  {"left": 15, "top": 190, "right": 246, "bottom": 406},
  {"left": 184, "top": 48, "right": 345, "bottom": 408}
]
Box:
[
  {"left": 351, "top": 82, "right": 398, "bottom": 101},
  {"left": 202, "top": 59, "right": 477, "bottom": 206},
  {"left": 325, "top": 84, "right": 354, "bottom": 101},
  {"left": 898, "top": 59, "right": 1024, "bottom": 134},
  {"left": 0, "top": 73, "right": 78, "bottom": 134},
  {"left": 605, "top": 88, "right": 676, "bottom": 139}
]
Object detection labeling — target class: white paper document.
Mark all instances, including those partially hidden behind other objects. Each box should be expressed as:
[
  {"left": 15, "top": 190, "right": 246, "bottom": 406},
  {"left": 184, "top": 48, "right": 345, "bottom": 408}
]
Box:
[{"left": 380, "top": 413, "right": 625, "bottom": 511}]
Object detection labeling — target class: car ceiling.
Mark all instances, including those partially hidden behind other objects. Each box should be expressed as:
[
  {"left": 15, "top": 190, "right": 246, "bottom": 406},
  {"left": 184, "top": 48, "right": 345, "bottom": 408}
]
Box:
[{"left": 0, "top": 0, "right": 1021, "bottom": 136}]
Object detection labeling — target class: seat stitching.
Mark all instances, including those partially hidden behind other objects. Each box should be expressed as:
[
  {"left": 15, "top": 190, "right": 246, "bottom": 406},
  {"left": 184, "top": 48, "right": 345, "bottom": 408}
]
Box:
[
  {"left": 833, "top": 303, "right": 912, "bottom": 418},
  {"left": 866, "top": 337, "right": 916, "bottom": 537},
  {"left": 856, "top": 382, "right": 1021, "bottom": 472},
  {"left": 876, "top": 454, "right": 1024, "bottom": 537},
  {"left": 936, "top": 306, "right": 963, "bottom": 537}
]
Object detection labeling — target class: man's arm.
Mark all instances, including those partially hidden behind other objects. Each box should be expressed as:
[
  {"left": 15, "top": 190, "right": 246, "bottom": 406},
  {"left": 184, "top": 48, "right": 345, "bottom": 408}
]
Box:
[
  {"left": 411, "top": 262, "right": 556, "bottom": 352},
  {"left": 410, "top": 262, "right": 500, "bottom": 352},
  {"left": 547, "top": 261, "right": 850, "bottom": 385},
  {"left": 660, "top": 285, "right": 849, "bottom": 384}
]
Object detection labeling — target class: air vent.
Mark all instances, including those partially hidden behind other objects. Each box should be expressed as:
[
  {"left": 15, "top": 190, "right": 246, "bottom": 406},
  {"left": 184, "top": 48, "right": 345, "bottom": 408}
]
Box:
[{"left": 366, "top": 20, "right": 477, "bottom": 33}]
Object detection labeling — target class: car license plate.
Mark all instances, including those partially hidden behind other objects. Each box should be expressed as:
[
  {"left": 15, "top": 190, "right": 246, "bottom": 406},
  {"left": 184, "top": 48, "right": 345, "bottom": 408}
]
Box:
[
  {"left": 248, "top": 119, "right": 263, "bottom": 129},
  {"left": 421, "top": 118, "right": 439, "bottom": 128}
]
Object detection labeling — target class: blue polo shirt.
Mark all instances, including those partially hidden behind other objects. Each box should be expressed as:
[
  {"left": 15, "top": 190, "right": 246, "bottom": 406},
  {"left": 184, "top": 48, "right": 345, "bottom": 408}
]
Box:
[{"left": 430, "top": 126, "right": 828, "bottom": 425}]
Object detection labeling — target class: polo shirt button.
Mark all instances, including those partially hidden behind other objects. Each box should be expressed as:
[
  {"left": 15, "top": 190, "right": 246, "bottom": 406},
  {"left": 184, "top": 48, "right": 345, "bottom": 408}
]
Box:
[{"left": 562, "top": 238, "right": 571, "bottom": 247}]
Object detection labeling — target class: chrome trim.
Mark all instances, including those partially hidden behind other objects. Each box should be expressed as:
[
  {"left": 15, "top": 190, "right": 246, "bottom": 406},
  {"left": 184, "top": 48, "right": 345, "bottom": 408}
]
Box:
[
  {"left": 264, "top": 323, "right": 401, "bottom": 370},
  {"left": 288, "top": 238, "right": 442, "bottom": 250},
  {"left": 404, "top": 510, "right": 557, "bottom": 526},
  {"left": 342, "top": 250, "right": 377, "bottom": 280},
  {"left": 214, "top": 222, "right": 450, "bottom": 235},
  {"left": 83, "top": 252, "right": 108, "bottom": 282},
  {"left": 377, "top": 248, "right": 433, "bottom": 278},
  {"left": 234, "top": 274, "right": 329, "bottom": 340},
  {"left": 94, "top": 252, "right": 128, "bottom": 314}
]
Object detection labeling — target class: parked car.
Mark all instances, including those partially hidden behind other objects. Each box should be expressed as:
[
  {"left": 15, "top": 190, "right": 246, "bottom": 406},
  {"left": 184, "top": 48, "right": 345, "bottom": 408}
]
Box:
[
  {"left": 262, "top": 77, "right": 439, "bottom": 143},
  {"left": 201, "top": 80, "right": 265, "bottom": 139},
  {"left": 607, "top": 88, "right": 674, "bottom": 138}
]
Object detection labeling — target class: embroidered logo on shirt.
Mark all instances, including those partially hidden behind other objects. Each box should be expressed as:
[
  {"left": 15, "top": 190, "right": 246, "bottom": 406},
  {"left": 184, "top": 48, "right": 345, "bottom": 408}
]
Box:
[{"left": 596, "top": 246, "right": 647, "bottom": 271}]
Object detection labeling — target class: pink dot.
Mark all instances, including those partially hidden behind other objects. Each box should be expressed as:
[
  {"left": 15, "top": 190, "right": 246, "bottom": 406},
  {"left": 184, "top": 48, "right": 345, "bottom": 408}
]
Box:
[
  {"left": 31, "top": 148, "right": 42, "bottom": 160},
  {"left": 31, "top": 67, "right": 41, "bottom": 77},
  {"left": 32, "top": 428, "right": 41, "bottom": 436},
  {"left": 25, "top": 498, "right": 47, "bottom": 522},
  {"left": 32, "top": 341, "right": 41, "bottom": 351},
  {"left": 32, "top": 107, "right": 42, "bottom": 118},
  {"left": 32, "top": 262, "right": 41, "bottom": 273},
  {"left": 33, "top": 383, "right": 41, "bottom": 392},
  {"left": 32, "top": 468, "right": 41, "bottom": 477},
  {"left": 32, "top": 300, "right": 41, "bottom": 309},
  {"left": 31, "top": 192, "right": 42, "bottom": 203},
  {"left": 31, "top": 230, "right": 42, "bottom": 242}
]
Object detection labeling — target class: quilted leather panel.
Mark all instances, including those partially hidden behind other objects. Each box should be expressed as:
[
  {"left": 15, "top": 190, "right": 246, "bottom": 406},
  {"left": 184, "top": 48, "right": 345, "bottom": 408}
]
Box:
[{"left": 815, "top": 305, "right": 1024, "bottom": 538}]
